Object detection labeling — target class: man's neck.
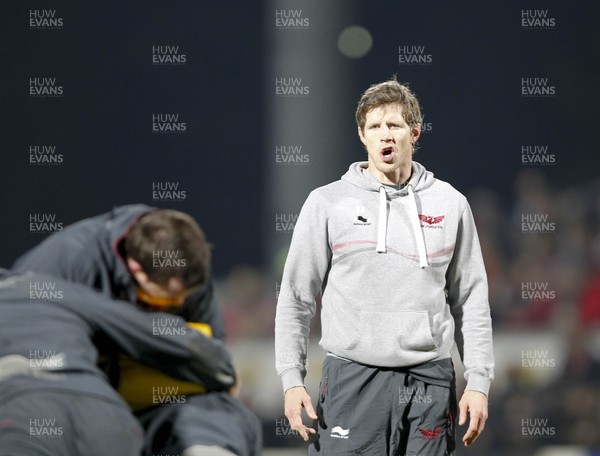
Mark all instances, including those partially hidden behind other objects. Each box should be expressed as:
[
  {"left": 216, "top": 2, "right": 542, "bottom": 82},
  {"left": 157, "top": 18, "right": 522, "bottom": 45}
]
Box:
[{"left": 367, "top": 161, "right": 413, "bottom": 186}]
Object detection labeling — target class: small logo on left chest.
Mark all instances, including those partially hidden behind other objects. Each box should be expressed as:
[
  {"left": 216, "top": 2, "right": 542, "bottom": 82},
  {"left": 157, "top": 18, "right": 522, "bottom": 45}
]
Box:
[{"left": 354, "top": 206, "right": 372, "bottom": 226}]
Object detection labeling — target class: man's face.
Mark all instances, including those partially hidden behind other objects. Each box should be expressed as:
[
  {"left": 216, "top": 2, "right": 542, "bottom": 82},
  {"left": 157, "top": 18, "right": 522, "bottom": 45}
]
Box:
[
  {"left": 358, "top": 104, "right": 420, "bottom": 184},
  {"left": 127, "top": 257, "right": 197, "bottom": 310}
]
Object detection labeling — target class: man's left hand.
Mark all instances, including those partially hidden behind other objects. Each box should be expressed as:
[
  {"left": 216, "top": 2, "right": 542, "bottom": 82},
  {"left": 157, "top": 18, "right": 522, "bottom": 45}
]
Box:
[{"left": 458, "top": 390, "right": 488, "bottom": 446}]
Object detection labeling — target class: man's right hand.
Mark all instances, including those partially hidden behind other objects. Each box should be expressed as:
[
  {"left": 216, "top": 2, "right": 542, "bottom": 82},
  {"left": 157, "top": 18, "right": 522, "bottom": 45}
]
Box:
[{"left": 284, "top": 386, "right": 318, "bottom": 441}]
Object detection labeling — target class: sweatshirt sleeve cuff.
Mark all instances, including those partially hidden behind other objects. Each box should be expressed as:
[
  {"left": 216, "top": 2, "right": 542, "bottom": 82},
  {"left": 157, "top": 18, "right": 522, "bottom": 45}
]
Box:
[
  {"left": 465, "top": 374, "right": 491, "bottom": 397},
  {"left": 280, "top": 368, "right": 305, "bottom": 393}
]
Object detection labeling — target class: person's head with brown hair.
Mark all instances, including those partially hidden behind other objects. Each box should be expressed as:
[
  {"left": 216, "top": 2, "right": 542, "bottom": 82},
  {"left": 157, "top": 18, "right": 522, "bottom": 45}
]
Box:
[
  {"left": 355, "top": 77, "right": 423, "bottom": 136},
  {"left": 355, "top": 77, "right": 423, "bottom": 185},
  {"left": 124, "top": 209, "right": 211, "bottom": 308}
]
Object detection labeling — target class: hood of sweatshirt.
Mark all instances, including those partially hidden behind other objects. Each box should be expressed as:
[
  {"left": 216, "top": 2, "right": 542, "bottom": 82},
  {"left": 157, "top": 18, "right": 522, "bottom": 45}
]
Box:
[{"left": 341, "top": 161, "right": 435, "bottom": 268}]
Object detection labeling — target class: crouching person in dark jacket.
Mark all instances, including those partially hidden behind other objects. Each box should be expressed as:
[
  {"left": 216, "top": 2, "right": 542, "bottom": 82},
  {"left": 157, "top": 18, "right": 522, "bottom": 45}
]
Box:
[
  {"left": 12, "top": 205, "right": 262, "bottom": 455},
  {"left": 0, "top": 269, "right": 241, "bottom": 456}
]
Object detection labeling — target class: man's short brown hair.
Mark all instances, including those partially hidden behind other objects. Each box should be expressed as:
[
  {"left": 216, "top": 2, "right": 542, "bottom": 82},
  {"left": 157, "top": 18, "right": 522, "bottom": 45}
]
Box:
[
  {"left": 355, "top": 77, "right": 423, "bottom": 134},
  {"left": 124, "top": 209, "right": 211, "bottom": 289}
]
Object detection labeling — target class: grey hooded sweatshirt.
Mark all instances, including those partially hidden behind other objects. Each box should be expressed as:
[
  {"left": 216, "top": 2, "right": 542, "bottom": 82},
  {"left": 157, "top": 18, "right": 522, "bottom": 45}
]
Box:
[{"left": 275, "top": 161, "right": 494, "bottom": 395}]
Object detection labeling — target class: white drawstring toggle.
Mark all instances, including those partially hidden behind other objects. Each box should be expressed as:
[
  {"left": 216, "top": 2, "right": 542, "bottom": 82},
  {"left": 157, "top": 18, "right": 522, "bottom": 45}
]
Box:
[{"left": 376, "top": 186, "right": 387, "bottom": 253}]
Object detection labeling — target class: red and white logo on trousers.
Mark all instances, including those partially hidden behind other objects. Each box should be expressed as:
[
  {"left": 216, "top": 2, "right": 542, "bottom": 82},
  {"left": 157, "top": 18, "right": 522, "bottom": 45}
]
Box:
[{"left": 418, "top": 427, "right": 444, "bottom": 440}]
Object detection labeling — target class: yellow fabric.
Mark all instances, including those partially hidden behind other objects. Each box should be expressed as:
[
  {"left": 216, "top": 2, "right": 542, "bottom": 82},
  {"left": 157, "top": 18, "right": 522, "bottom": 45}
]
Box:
[
  {"left": 117, "top": 322, "right": 212, "bottom": 411},
  {"left": 135, "top": 288, "right": 184, "bottom": 309}
]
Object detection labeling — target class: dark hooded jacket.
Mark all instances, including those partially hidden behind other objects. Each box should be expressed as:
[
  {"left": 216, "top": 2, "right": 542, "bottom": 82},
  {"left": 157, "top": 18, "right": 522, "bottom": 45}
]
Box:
[
  {"left": 13, "top": 204, "right": 225, "bottom": 339},
  {"left": 0, "top": 269, "right": 235, "bottom": 405}
]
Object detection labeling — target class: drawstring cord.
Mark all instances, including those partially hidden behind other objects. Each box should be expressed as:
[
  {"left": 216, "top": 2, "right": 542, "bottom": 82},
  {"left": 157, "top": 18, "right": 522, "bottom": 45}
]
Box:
[
  {"left": 376, "top": 187, "right": 387, "bottom": 253},
  {"left": 376, "top": 184, "right": 428, "bottom": 268}
]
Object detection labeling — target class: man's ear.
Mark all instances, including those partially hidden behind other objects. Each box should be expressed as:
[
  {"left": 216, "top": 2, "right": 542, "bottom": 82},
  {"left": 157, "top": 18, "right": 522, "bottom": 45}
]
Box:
[
  {"left": 412, "top": 125, "right": 421, "bottom": 144},
  {"left": 126, "top": 257, "right": 142, "bottom": 273},
  {"left": 126, "top": 257, "right": 147, "bottom": 285},
  {"left": 166, "top": 276, "right": 186, "bottom": 294},
  {"left": 358, "top": 126, "right": 366, "bottom": 146}
]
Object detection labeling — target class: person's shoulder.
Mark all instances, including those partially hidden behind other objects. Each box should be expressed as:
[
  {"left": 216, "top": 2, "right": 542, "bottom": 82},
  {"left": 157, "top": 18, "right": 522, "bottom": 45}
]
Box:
[
  {"left": 303, "top": 179, "right": 347, "bottom": 208},
  {"left": 108, "top": 204, "right": 155, "bottom": 220},
  {"left": 429, "top": 177, "right": 467, "bottom": 203},
  {"left": 310, "top": 178, "right": 347, "bottom": 196}
]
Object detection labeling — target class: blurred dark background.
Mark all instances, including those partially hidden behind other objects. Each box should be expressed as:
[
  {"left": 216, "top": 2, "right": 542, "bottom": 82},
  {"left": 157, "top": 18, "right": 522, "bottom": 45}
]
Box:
[{"left": 2, "top": 1, "right": 600, "bottom": 454}]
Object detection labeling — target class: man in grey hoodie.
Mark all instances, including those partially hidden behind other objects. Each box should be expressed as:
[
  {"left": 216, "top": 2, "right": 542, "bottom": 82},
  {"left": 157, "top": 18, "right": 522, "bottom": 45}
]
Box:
[{"left": 275, "top": 78, "right": 494, "bottom": 455}]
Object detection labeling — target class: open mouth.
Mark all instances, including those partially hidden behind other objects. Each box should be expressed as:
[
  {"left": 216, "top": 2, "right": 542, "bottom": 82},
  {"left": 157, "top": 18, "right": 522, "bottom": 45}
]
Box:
[{"left": 380, "top": 147, "right": 394, "bottom": 162}]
